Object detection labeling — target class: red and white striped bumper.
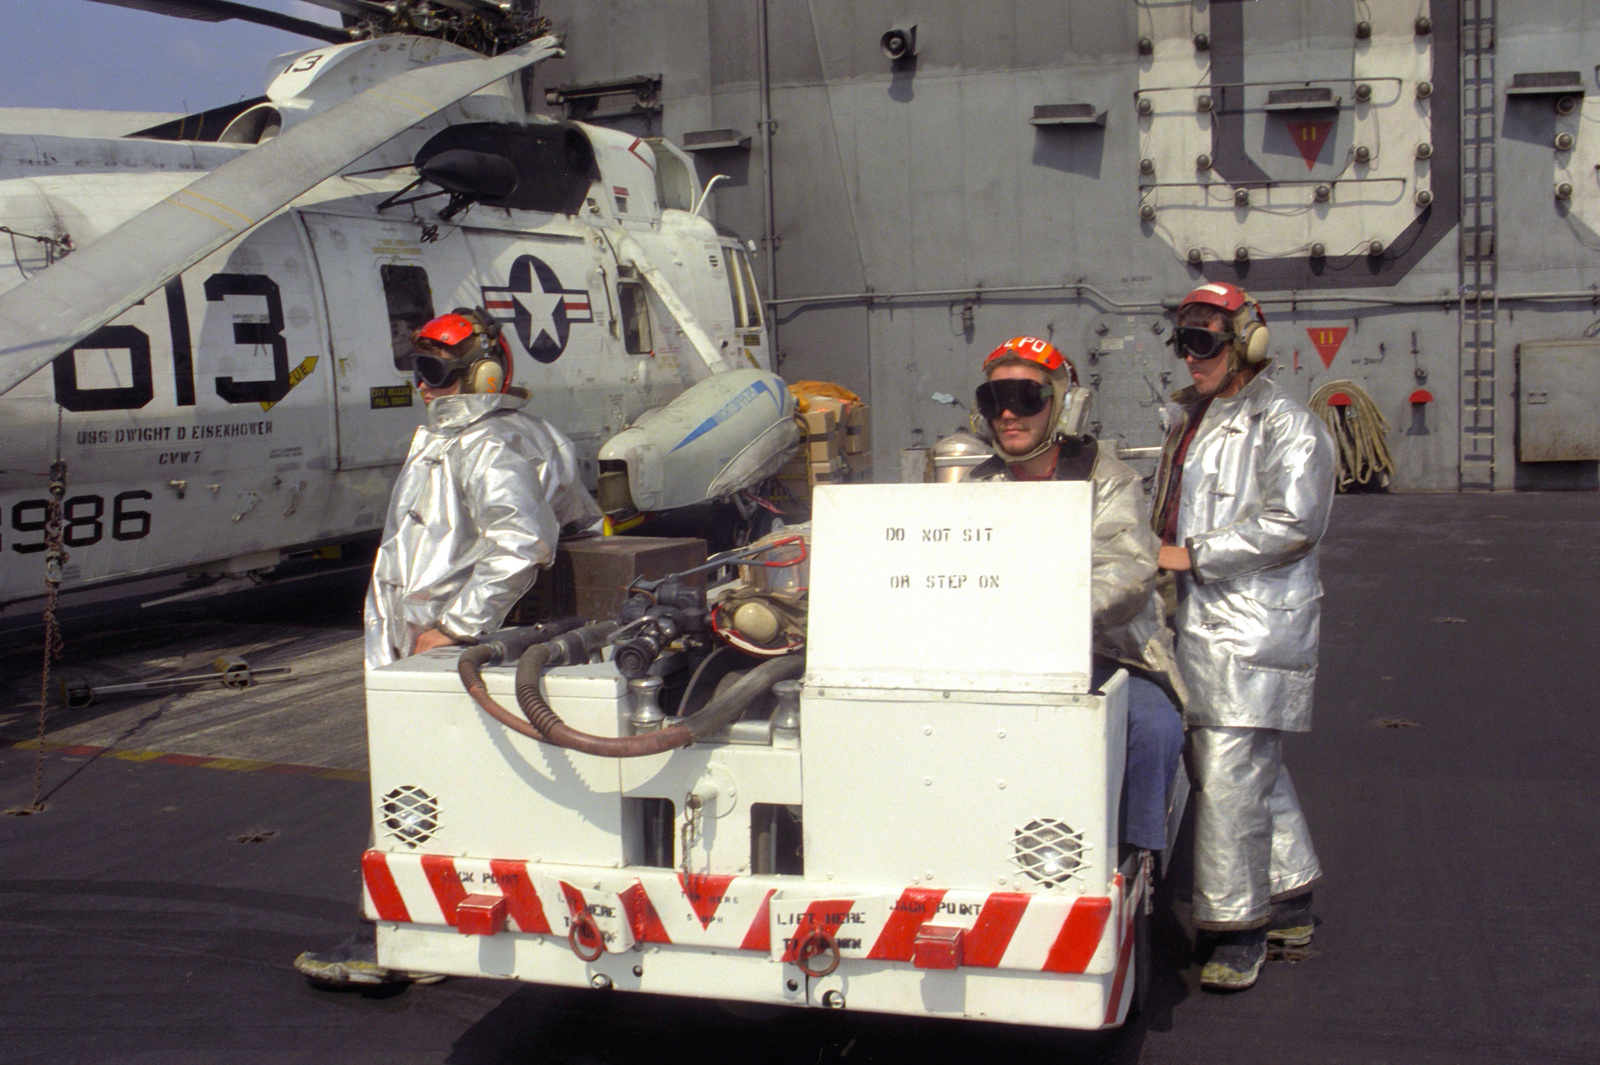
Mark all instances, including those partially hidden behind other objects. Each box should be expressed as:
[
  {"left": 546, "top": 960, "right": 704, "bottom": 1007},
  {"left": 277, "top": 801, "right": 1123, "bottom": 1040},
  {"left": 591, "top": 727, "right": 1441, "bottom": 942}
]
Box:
[{"left": 363, "top": 850, "right": 1135, "bottom": 977}]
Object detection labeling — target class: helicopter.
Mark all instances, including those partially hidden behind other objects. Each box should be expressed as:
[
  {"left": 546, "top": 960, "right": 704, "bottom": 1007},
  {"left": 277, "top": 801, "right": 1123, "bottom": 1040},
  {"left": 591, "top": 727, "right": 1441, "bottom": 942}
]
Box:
[{"left": 0, "top": 1, "right": 793, "bottom": 610}]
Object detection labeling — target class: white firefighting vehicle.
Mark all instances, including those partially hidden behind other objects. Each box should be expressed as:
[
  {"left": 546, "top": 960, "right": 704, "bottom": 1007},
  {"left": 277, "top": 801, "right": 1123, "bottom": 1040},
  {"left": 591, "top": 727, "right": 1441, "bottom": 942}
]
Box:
[{"left": 360, "top": 481, "right": 1183, "bottom": 1029}]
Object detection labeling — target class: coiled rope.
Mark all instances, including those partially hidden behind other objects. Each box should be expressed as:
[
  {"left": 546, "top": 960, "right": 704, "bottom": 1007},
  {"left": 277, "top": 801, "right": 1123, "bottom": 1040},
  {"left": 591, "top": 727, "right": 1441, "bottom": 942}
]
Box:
[{"left": 1308, "top": 380, "right": 1395, "bottom": 490}]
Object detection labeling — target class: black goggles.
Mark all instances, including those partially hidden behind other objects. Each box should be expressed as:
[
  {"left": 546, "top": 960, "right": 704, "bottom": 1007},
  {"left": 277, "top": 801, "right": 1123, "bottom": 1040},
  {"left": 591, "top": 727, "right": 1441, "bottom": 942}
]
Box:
[
  {"left": 412, "top": 352, "right": 465, "bottom": 388},
  {"left": 975, "top": 378, "right": 1052, "bottom": 420},
  {"left": 1170, "top": 326, "right": 1234, "bottom": 361}
]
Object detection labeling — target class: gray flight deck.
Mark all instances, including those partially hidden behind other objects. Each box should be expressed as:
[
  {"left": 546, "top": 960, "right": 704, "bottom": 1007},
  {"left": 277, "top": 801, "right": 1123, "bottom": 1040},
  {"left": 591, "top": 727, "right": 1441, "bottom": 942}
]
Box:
[{"left": 2, "top": 492, "right": 1597, "bottom": 1065}]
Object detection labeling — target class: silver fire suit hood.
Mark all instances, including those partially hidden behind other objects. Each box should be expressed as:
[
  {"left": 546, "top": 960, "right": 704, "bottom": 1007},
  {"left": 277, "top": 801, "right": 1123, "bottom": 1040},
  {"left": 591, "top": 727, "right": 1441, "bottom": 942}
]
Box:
[{"left": 364, "top": 390, "right": 602, "bottom": 670}]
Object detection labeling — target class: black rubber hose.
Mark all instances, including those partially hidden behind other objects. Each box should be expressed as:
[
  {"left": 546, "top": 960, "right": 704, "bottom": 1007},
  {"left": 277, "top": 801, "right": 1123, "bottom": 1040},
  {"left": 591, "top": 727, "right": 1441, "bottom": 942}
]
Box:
[
  {"left": 676, "top": 644, "right": 734, "bottom": 717},
  {"left": 458, "top": 616, "right": 586, "bottom": 694},
  {"left": 482, "top": 617, "right": 587, "bottom": 666},
  {"left": 676, "top": 653, "right": 805, "bottom": 741},
  {"left": 512, "top": 621, "right": 616, "bottom": 708},
  {"left": 512, "top": 622, "right": 693, "bottom": 757}
]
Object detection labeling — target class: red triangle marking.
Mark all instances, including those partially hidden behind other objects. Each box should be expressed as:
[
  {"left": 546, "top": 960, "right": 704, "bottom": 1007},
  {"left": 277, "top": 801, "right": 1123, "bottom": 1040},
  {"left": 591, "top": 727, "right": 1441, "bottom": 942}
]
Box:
[
  {"left": 1306, "top": 326, "right": 1349, "bottom": 369},
  {"left": 679, "top": 872, "right": 738, "bottom": 930},
  {"left": 1290, "top": 119, "right": 1335, "bottom": 170}
]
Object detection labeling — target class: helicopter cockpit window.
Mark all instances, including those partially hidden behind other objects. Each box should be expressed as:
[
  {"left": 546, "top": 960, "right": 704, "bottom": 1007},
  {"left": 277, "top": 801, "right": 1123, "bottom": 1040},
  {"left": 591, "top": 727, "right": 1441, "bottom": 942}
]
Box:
[
  {"left": 619, "top": 281, "right": 652, "bottom": 355},
  {"left": 381, "top": 264, "right": 435, "bottom": 370},
  {"left": 412, "top": 122, "right": 598, "bottom": 216}
]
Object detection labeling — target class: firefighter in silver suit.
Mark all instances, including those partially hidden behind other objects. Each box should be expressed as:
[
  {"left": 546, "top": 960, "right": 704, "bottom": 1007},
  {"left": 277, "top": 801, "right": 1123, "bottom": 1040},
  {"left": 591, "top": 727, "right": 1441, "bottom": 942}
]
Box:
[
  {"left": 1152, "top": 283, "right": 1337, "bottom": 992},
  {"left": 363, "top": 308, "right": 602, "bottom": 670},
  {"left": 299, "top": 309, "right": 600, "bottom": 988}
]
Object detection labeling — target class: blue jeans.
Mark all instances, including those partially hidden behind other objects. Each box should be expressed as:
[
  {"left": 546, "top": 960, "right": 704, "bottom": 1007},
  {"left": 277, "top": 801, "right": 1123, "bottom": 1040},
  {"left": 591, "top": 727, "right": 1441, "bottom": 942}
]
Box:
[{"left": 1093, "top": 663, "right": 1186, "bottom": 852}]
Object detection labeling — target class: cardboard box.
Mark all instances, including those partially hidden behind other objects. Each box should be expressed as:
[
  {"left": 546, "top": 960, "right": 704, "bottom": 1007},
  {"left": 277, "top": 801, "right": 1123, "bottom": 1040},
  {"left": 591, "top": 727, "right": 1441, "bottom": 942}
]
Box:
[
  {"left": 807, "top": 435, "right": 839, "bottom": 462},
  {"left": 810, "top": 458, "right": 847, "bottom": 485},
  {"left": 843, "top": 404, "right": 871, "bottom": 453},
  {"left": 801, "top": 407, "right": 839, "bottom": 437}
]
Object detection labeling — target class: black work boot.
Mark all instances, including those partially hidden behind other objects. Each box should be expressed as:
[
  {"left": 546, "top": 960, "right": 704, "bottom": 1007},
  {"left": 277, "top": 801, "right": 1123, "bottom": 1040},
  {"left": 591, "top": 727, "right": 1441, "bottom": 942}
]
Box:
[
  {"left": 1200, "top": 927, "right": 1268, "bottom": 992},
  {"left": 1267, "top": 891, "right": 1315, "bottom": 948}
]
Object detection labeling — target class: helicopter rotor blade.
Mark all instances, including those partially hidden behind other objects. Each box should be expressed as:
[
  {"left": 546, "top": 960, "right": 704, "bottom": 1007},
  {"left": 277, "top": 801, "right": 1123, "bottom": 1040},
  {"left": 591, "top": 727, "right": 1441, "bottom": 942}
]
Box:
[
  {"left": 292, "top": 1, "right": 393, "bottom": 16},
  {"left": 82, "top": 0, "right": 354, "bottom": 43},
  {"left": 0, "top": 34, "right": 564, "bottom": 398}
]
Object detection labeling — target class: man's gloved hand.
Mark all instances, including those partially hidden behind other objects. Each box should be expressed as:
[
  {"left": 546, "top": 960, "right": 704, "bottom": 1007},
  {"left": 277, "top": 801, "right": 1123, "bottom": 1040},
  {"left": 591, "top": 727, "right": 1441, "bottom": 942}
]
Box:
[{"left": 412, "top": 628, "right": 461, "bottom": 655}]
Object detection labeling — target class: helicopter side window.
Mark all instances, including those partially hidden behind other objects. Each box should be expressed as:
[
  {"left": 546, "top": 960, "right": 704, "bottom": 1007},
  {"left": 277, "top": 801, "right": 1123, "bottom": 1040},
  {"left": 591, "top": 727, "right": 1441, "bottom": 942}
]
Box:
[
  {"left": 724, "top": 255, "right": 748, "bottom": 328},
  {"left": 619, "top": 281, "right": 652, "bottom": 355},
  {"left": 381, "top": 264, "right": 435, "bottom": 370},
  {"left": 734, "top": 250, "right": 763, "bottom": 328}
]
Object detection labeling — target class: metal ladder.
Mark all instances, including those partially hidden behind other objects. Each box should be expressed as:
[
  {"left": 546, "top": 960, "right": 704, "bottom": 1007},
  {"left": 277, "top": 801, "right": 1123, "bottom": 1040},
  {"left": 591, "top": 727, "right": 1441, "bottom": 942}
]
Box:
[{"left": 1458, "top": 0, "right": 1498, "bottom": 490}]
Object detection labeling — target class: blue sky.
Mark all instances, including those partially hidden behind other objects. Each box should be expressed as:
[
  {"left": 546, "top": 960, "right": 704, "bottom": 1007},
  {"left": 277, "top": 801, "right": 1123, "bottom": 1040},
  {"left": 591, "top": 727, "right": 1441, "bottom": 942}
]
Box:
[{"left": 0, "top": 1, "right": 340, "bottom": 114}]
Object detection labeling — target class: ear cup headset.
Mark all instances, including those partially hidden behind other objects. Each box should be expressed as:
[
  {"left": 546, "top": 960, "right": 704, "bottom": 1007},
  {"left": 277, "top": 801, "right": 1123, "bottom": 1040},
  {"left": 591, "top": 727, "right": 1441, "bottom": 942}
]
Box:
[
  {"left": 1170, "top": 282, "right": 1270, "bottom": 364},
  {"left": 412, "top": 307, "right": 512, "bottom": 394}
]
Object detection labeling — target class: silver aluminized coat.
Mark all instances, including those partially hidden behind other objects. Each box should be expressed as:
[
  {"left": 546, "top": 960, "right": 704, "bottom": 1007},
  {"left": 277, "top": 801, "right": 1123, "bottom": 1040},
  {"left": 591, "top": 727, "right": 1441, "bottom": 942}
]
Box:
[
  {"left": 970, "top": 440, "right": 1185, "bottom": 703},
  {"left": 364, "top": 390, "right": 602, "bottom": 670},
  {"left": 1159, "top": 372, "right": 1336, "bottom": 731},
  {"left": 1154, "top": 371, "right": 1333, "bottom": 927}
]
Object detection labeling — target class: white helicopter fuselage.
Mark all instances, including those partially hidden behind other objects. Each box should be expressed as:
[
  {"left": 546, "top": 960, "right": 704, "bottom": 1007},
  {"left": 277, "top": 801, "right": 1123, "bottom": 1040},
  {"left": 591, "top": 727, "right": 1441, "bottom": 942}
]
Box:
[{"left": 0, "top": 38, "right": 771, "bottom": 608}]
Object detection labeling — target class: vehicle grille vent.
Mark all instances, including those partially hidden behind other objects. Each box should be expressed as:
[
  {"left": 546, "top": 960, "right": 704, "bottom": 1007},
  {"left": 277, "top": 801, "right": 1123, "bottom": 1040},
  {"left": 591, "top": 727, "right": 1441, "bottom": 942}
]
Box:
[
  {"left": 1012, "top": 818, "right": 1086, "bottom": 888},
  {"left": 380, "top": 785, "right": 441, "bottom": 849}
]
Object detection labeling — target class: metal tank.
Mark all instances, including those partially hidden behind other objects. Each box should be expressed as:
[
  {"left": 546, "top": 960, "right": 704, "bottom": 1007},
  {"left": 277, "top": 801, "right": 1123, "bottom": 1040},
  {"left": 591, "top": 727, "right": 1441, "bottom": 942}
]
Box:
[
  {"left": 931, "top": 428, "right": 992, "bottom": 483},
  {"left": 528, "top": 0, "right": 1600, "bottom": 491}
]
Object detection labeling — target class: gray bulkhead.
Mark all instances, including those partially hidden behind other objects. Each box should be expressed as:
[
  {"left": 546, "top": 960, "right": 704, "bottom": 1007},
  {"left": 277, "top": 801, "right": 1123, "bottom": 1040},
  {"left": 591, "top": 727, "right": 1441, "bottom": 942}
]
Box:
[{"left": 527, "top": 0, "right": 1600, "bottom": 491}]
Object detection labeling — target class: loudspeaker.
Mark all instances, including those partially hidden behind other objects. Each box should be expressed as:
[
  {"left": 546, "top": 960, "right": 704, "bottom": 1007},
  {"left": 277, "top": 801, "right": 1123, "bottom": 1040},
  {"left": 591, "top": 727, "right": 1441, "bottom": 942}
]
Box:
[{"left": 880, "top": 25, "right": 917, "bottom": 61}]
